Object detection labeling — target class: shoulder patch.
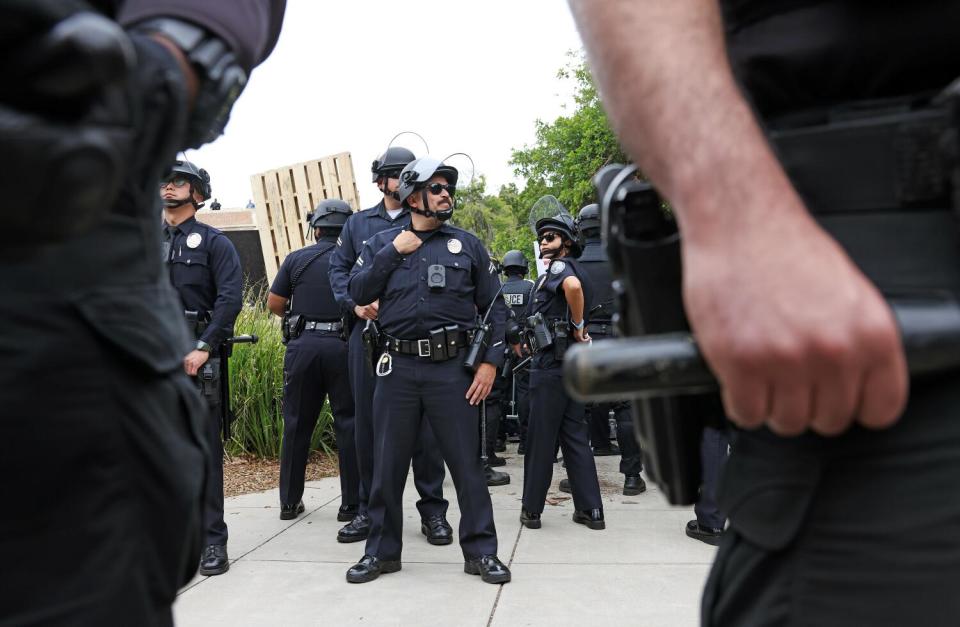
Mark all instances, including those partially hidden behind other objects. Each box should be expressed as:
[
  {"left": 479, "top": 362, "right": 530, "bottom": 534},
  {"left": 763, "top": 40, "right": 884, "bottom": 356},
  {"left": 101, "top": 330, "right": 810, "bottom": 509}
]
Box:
[
  {"left": 550, "top": 261, "right": 566, "bottom": 274},
  {"left": 488, "top": 261, "right": 496, "bottom": 274},
  {"left": 355, "top": 256, "right": 364, "bottom": 267},
  {"left": 336, "top": 236, "right": 342, "bottom": 247}
]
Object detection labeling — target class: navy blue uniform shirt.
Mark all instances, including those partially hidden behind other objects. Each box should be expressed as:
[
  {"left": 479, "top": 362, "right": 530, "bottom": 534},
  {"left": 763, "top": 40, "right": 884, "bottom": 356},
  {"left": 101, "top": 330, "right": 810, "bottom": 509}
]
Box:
[
  {"left": 502, "top": 274, "right": 535, "bottom": 317},
  {"left": 270, "top": 236, "right": 342, "bottom": 320},
  {"left": 578, "top": 237, "right": 616, "bottom": 323},
  {"left": 530, "top": 258, "right": 593, "bottom": 321},
  {"left": 165, "top": 215, "right": 242, "bottom": 350},
  {"left": 348, "top": 223, "right": 507, "bottom": 368},
  {"left": 529, "top": 257, "right": 593, "bottom": 369},
  {"left": 329, "top": 201, "right": 411, "bottom": 311}
]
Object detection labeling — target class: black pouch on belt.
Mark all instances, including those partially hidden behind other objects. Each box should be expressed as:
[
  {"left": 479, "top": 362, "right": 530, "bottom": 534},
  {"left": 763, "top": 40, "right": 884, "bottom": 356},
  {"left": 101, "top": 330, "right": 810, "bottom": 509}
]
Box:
[{"left": 429, "top": 326, "right": 450, "bottom": 361}]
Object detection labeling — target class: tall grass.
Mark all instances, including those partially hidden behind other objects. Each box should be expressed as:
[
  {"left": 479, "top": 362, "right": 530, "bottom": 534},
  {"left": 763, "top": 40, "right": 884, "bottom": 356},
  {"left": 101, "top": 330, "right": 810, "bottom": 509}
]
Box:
[{"left": 225, "top": 287, "right": 336, "bottom": 458}]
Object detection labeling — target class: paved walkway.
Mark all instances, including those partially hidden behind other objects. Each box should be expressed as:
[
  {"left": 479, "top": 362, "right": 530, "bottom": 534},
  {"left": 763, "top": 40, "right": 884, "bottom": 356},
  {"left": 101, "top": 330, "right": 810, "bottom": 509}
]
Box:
[{"left": 174, "top": 444, "right": 716, "bottom": 626}]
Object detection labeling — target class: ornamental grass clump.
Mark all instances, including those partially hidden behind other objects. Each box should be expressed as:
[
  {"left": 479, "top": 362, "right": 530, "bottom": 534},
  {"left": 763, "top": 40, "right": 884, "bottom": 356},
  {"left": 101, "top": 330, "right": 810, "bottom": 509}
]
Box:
[{"left": 225, "top": 287, "right": 335, "bottom": 458}]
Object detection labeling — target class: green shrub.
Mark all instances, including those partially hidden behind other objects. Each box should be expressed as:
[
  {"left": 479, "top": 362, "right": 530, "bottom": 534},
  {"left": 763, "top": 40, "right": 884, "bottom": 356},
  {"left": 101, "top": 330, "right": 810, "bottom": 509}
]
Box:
[{"left": 225, "top": 288, "right": 336, "bottom": 458}]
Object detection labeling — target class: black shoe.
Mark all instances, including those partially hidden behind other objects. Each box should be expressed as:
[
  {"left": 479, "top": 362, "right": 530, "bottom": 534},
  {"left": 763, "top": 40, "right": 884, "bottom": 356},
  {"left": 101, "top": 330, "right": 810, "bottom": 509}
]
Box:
[
  {"left": 558, "top": 478, "right": 571, "bottom": 494},
  {"left": 487, "top": 453, "right": 507, "bottom": 467},
  {"left": 346, "top": 554, "right": 401, "bottom": 583},
  {"left": 686, "top": 520, "right": 723, "bottom": 546},
  {"left": 517, "top": 442, "right": 526, "bottom": 455},
  {"left": 623, "top": 475, "right": 647, "bottom": 496},
  {"left": 520, "top": 508, "right": 541, "bottom": 529},
  {"left": 573, "top": 508, "right": 605, "bottom": 530},
  {"left": 464, "top": 555, "right": 512, "bottom": 584},
  {"left": 337, "top": 513, "right": 371, "bottom": 543},
  {"left": 421, "top": 514, "right": 454, "bottom": 545},
  {"left": 495, "top": 439, "right": 507, "bottom": 453},
  {"left": 279, "top": 500, "right": 305, "bottom": 520},
  {"left": 485, "top": 465, "right": 510, "bottom": 486},
  {"left": 337, "top": 503, "right": 359, "bottom": 522},
  {"left": 198, "top": 544, "right": 229, "bottom": 576},
  {"left": 593, "top": 443, "right": 621, "bottom": 456}
]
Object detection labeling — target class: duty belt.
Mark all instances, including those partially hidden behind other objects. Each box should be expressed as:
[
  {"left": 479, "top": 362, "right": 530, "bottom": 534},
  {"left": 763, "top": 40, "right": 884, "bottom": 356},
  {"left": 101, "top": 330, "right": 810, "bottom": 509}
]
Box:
[
  {"left": 384, "top": 331, "right": 470, "bottom": 358},
  {"left": 303, "top": 320, "right": 342, "bottom": 332}
]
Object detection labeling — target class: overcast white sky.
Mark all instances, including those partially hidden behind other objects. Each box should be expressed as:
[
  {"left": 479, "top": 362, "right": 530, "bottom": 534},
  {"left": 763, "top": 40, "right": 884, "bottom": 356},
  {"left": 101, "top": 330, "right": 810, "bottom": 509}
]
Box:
[{"left": 188, "top": 0, "right": 586, "bottom": 210}]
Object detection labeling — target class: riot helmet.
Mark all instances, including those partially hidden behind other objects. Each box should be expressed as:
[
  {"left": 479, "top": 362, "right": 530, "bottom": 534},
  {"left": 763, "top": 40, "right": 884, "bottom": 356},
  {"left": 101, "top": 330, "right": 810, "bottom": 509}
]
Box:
[
  {"left": 371, "top": 146, "right": 416, "bottom": 182},
  {"left": 536, "top": 212, "right": 582, "bottom": 258},
  {"left": 397, "top": 156, "right": 459, "bottom": 221},
  {"left": 501, "top": 250, "right": 529, "bottom": 276},
  {"left": 577, "top": 203, "right": 601, "bottom": 237},
  {"left": 161, "top": 160, "right": 211, "bottom": 209},
  {"left": 307, "top": 198, "right": 352, "bottom": 230}
]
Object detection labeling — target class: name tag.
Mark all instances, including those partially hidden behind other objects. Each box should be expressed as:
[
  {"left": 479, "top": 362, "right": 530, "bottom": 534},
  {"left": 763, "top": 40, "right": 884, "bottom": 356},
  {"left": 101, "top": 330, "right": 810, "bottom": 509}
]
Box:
[{"left": 505, "top": 293, "right": 525, "bottom": 306}]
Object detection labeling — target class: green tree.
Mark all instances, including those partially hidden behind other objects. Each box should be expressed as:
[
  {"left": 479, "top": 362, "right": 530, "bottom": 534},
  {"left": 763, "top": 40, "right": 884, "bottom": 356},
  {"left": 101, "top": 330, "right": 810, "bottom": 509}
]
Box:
[{"left": 509, "top": 52, "right": 627, "bottom": 213}]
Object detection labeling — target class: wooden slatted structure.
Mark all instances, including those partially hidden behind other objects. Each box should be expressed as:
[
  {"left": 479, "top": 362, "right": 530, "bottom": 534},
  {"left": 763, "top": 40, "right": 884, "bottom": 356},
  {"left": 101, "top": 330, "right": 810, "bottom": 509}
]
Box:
[{"left": 250, "top": 152, "right": 361, "bottom": 282}]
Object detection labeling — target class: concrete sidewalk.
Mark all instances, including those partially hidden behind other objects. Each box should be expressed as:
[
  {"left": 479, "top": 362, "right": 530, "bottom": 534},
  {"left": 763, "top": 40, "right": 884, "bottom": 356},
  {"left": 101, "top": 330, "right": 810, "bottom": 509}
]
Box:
[{"left": 174, "top": 445, "right": 716, "bottom": 626}]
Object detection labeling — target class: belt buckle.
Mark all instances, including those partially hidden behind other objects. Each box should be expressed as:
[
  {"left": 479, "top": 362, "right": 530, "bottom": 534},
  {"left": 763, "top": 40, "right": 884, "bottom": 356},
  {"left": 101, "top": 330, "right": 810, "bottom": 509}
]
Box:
[{"left": 417, "top": 339, "right": 431, "bottom": 358}]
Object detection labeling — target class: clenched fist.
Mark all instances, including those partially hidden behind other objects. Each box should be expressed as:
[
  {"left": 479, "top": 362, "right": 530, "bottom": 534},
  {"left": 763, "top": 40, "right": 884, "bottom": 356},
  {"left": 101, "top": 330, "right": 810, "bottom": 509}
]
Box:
[{"left": 393, "top": 230, "right": 423, "bottom": 255}]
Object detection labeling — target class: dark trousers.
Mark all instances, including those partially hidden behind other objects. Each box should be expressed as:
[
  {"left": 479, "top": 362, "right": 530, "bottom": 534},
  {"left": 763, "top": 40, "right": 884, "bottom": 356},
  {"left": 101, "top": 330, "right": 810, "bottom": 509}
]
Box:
[
  {"left": 198, "top": 361, "right": 227, "bottom": 546},
  {"left": 0, "top": 307, "right": 206, "bottom": 626},
  {"left": 523, "top": 367, "right": 602, "bottom": 513},
  {"left": 702, "top": 374, "right": 960, "bottom": 626},
  {"left": 612, "top": 402, "right": 644, "bottom": 476},
  {"left": 514, "top": 366, "right": 530, "bottom": 445},
  {"left": 365, "top": 354, "right": 498, "bottom": 561},
  {"left": 588, "top": 402, "right": 614, "bottom": 447},
  {"left": 280, "top": 331, "right": 358, "bottom": 508},
  {"left": 348, "top": 322, "right": 447, "bottom": 518},
  {"left": 694, "top": 426, "right": 729, "bottom": 530}
]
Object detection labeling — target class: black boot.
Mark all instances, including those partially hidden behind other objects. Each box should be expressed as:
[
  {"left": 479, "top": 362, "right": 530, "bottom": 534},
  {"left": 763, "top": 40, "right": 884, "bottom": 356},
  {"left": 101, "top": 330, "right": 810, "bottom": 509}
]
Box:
[
  {"left": 279, "top": 500, "right": 305, "bottom": 520},
  {"left": 558, "top": 478, "right": 571, "bottom": 494},
  {"left": 520, "top": 508, "right": 541, "bottom": 529},
  {"left": 337, "top": 513, "right": 371, "bottom": 543},
  {"left": 686, "top": 520, "right": 723, "bottom": 546},
  {"left": 623, "top": 475, "right": 646, "bottom": 496},
  {"left": 198, "top": 544, "right": 229, "bottom": 576},
  {"left": 572, "top": 508, "right": 605, "bottom": 530},
  {"left": 337, "top": 503, "right": 359, "bottom": 522},
  {"left": 346, "top": 555, "right": 401, "bottom": 583},
  {"left": 487, "top": 452, "right": 507, "bottom": 467},
  {"left": 485, "top": 464, "right": 510, "bottom": 486},
  {"left": 421, "top": 514, "right": 454, "bottom": 545},
  {"left": 464, "top": 555, "right": 512, "bottom": 584}
]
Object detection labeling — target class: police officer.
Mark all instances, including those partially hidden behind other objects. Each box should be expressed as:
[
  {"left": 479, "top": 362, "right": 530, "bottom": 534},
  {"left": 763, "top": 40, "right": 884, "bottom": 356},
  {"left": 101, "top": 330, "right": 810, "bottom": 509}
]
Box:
[
  {"left": 572, "top": 1, "right": 960, "bottom": 624},
  {"left": 519, "top": 212, "right": 604, "bottom": 531},
  {"left": 345, "top": 156, "right": 511, "bottom": 585},
  {"left": 500, "top": 250, "right": 534, "bottom": 454},
  {"left": 267, "top": 200, "right": 358, "bottom": 522},
  {"left": 1, "top": 3, "right": 282, "bottom": 622},
  {"left": 576, "top": 203, "right": 645, "bottom": 495},
  {"left": 162, "top": 160, "right": 243, "bottom": 576},
  {"left": 482, "top": 368, "right": 512, "bottom": 487},
  {"left": 329, "top": 146, "right": 451, "bottom": 545}
]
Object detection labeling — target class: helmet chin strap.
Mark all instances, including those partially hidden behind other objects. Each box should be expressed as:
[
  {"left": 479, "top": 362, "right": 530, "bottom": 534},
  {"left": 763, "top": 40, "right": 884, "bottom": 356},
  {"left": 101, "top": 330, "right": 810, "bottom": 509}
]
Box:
[{"left": 411, "top": 188, "right": 453, "bottom": 221}]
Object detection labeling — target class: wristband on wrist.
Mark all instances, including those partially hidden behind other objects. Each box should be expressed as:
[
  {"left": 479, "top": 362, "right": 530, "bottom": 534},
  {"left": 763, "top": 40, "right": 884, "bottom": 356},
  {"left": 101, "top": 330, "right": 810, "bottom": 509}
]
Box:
[
  {"left": 196, "top": 340, "right": 212, "bottom": 353},
  {"left": 571, "top": 319, "right": 585, "bottom": 330}
]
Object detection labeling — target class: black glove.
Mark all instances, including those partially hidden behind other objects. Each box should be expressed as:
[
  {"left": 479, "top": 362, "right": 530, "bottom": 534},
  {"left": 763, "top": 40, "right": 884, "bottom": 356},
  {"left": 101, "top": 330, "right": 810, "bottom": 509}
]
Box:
[{"left": 0, "top": 2, "right": 189, "bottom": 248}]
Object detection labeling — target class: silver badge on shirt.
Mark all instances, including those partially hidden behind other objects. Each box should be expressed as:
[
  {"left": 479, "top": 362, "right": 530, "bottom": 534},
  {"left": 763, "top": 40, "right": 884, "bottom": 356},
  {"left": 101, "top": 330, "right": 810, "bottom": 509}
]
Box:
[{"left": 186, "top": 232, "right": 203, "bottom": 249}]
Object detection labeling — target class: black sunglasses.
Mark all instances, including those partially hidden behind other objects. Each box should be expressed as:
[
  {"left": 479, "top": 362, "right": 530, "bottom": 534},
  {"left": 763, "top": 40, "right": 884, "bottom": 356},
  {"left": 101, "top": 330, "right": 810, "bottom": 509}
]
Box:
[
  {"left": 160, "top": 176, "right": 190, "bottom": 189},
  {"left": 539, "top": 232, "right": 560, "bottom": 243},
  {"left": 426, "top": 183, "right": 456, "bottom": 196}
]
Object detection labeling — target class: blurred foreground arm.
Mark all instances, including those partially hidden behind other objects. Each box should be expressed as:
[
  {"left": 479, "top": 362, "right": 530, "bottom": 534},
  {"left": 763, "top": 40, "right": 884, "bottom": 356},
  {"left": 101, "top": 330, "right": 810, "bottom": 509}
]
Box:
[{"left": 568, "top": 0, "right": 907, "bottom": 435}]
